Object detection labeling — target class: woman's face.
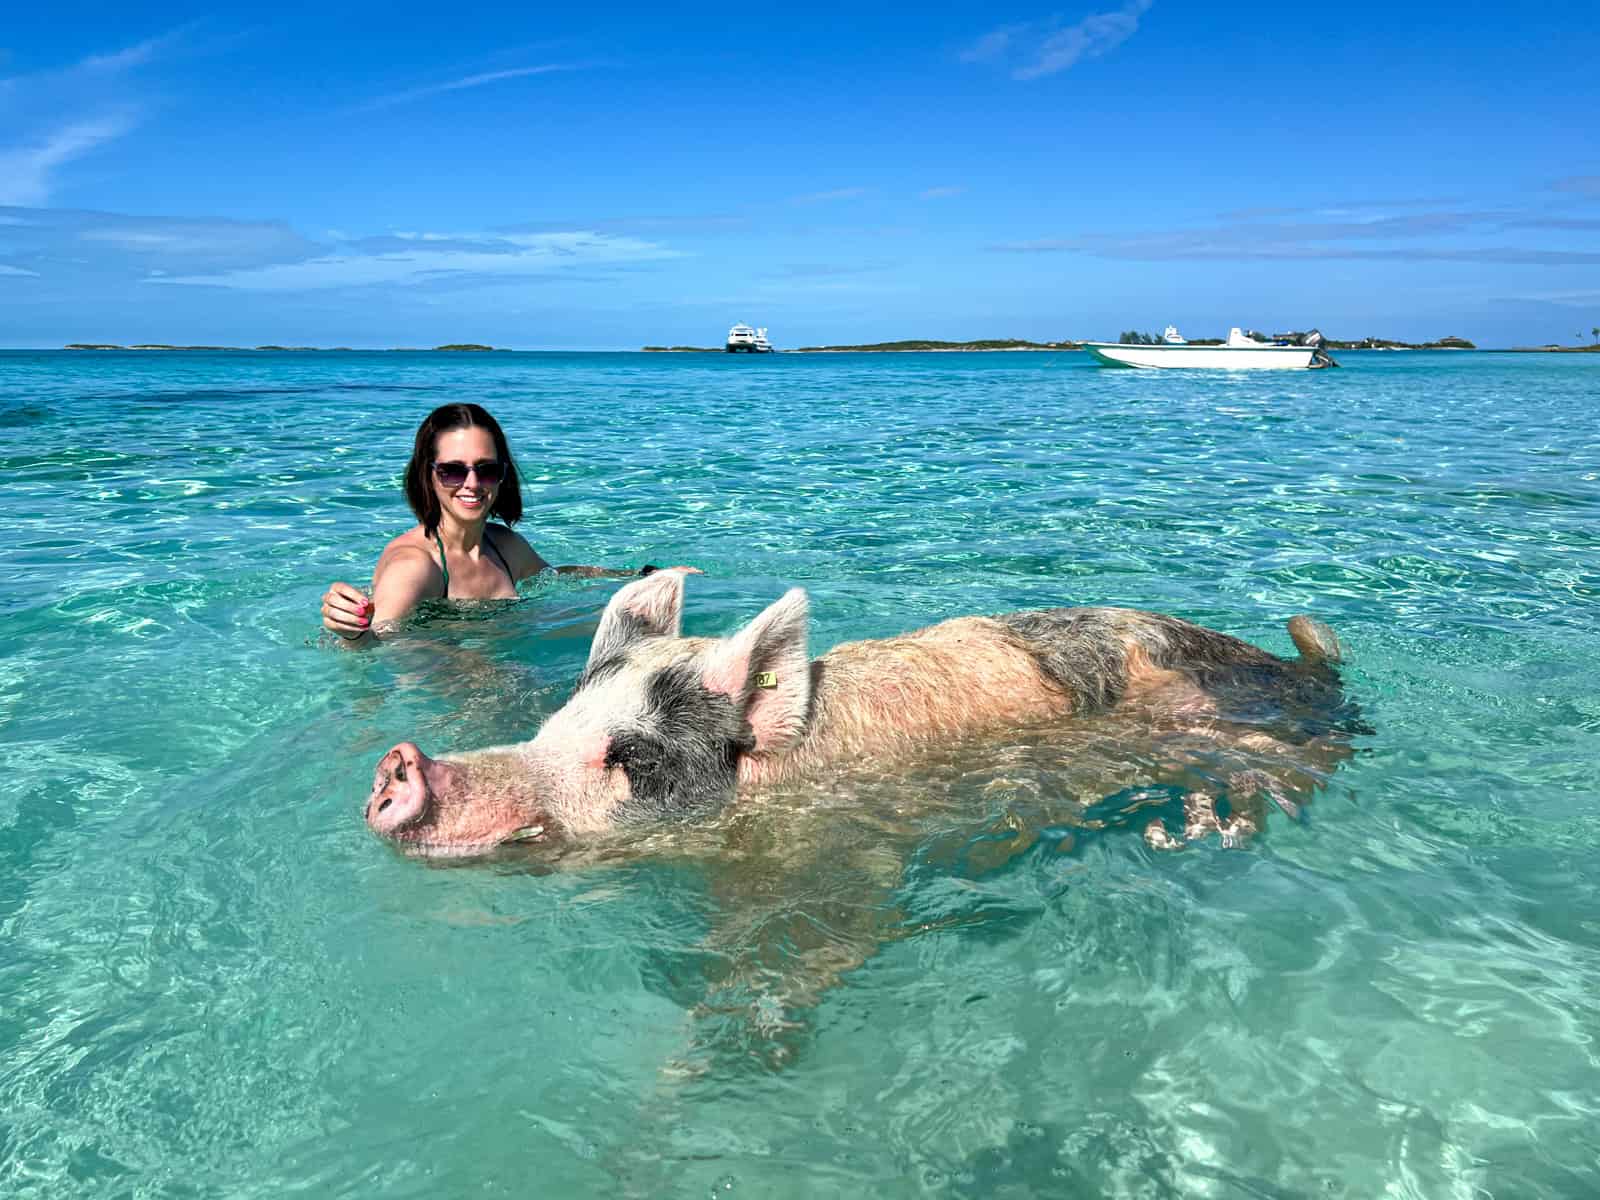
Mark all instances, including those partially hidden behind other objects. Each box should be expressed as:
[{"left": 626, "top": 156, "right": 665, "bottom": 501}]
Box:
[{"left": 430, "top": 425, "right": 502, "bottom": 526}]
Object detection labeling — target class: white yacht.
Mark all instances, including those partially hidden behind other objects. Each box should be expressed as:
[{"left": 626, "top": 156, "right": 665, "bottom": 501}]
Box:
[
  {"left": 1084, "top": 326, "right": 1337, "bottom": 369},
  {"left": 726, "top": 323, "right": 775, "bottom": 353}
]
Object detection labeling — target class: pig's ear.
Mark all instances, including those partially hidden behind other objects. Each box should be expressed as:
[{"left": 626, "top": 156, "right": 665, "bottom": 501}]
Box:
[
  {"left": 701, "top": 588, "right": 812, "bottom": 756},
  {"left": 586, "top": 570, "right": 685, "bottom": 671}
]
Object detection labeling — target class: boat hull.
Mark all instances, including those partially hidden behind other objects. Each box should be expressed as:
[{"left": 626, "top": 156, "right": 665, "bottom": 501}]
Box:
[{"left": 1084, "top": 342, "right": 1319, "bottom": 369}]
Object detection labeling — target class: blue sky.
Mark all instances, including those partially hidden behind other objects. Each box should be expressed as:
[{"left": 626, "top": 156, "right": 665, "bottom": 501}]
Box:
[{"left": 2, "top": 1, "right": 1597, "bottom": 348}]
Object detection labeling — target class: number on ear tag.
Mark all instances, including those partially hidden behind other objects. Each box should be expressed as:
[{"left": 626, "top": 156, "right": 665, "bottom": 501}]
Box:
[{"left": 755, "top": 671, "right": 778, "bottom": 689}]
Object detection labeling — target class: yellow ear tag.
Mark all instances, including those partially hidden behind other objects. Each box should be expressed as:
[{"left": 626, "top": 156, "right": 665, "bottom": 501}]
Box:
[{"left": 755, "top": 671, "right": 778, "bottom": 690}]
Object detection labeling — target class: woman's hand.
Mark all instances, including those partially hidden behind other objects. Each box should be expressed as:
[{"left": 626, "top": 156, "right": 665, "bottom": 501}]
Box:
[{"left": 321, "top": 581, "right": 374, "bottom": 641}]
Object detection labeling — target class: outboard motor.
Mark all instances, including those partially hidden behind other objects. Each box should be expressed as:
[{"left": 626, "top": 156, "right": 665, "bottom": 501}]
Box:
[{"left": 1302, "top": 328, "right": 1338, "bottom": 367}]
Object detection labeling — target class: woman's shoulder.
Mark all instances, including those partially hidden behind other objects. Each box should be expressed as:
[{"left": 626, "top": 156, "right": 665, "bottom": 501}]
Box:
[
  {"left": 375, "top": 527, "right": 442, "bottom": 579},
  {"left": 485, "top": 523, "right": 551, "bottom": 579}
]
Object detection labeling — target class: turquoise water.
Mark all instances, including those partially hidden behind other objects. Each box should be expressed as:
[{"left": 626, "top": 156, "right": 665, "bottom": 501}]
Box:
[{"left": 3, "top": 348, "right": 1598, "bottom": 1196}]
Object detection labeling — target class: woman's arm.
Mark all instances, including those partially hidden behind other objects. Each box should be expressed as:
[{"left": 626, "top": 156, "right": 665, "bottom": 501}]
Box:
[
  {"left": 492, "top": 527, "right": 674, "bottom": 581},
  {"left": 322, "top": 546, "right": 441, "bottom": 647}
]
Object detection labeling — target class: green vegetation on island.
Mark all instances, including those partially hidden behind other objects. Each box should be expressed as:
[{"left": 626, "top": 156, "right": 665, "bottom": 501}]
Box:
[
  {"left": 1118, "top": 330, "right": 1479, "bottom": 350},
  {"left": 792, "top": 338, "right": 1079, "bottom": 352},
  {"left": 1324, "top": 335, "right": 1476, "bottom": 350},
  {"left": 432, "top": 344, "right": 500, "bottom": 352},
  {"left": 62, "top": 343, "right": 245, "bottom": 351}
]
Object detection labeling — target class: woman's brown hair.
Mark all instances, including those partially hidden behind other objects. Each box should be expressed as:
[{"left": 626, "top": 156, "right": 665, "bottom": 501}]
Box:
[{"left": 403, "top": 403, "right": 523, "bottom": 536}]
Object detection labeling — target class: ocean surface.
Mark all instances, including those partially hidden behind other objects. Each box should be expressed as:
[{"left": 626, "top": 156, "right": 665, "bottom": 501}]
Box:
[{"left": 2, "top": 348, "right": 1598, "bottom": 1197}]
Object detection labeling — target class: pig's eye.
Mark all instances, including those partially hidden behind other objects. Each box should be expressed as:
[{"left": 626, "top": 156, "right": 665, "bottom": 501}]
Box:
[
  {"left": 610, "top": 753, "right": 659, "bottom": 775},
  {"left": 604, "top": 735, "right": 659, "bottom": 776}
]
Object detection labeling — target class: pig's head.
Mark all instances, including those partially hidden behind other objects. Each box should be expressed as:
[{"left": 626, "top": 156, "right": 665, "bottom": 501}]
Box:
[
  {"left": 365, "top": 740, "right": 551, "bottom": 853},
  {"left": 365, "top": 570, "right": 815, "bottom": 855}
]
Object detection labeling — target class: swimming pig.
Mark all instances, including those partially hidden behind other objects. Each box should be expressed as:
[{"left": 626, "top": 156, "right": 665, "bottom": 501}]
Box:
[{"left": 364, "top": 569, "right": 1350, "bottom": 856}]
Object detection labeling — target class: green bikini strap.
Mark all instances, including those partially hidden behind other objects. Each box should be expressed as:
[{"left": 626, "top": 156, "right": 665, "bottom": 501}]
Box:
[{"left": 432, "top": 530, "right": 450, "bottom": 596}]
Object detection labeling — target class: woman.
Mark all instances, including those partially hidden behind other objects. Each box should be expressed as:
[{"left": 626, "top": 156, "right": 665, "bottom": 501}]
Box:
[{"left": 321, "top": 403, "right": 668, "bottom": 644}]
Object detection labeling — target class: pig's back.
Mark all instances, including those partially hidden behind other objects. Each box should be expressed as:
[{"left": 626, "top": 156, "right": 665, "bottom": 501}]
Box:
[
  {"left": 993, "top": 606, "right": 1285, "bottom": 713},
  {"left": 773, "top": 617, "right": 1077, "bottom": 779},
  {"left": 747, "top": 607, "right": 1328, "bottom": 787}
]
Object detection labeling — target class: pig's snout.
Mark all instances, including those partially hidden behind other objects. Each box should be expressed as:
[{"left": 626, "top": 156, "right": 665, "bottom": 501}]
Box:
[{"left": 367, "top": 741, "right": 431, "bottom": 837}]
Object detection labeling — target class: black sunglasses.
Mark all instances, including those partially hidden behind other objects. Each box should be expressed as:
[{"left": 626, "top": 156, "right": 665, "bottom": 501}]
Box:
[{"left": 432, "top": 459, "right": 505, "bottom": 487}]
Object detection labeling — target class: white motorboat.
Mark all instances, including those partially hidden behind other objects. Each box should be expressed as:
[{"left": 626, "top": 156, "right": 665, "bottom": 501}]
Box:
[
  {"left": 726, "top": 323, "right": 775, "bottom": 353},
  {"left": 1084, "top": 326, "right": 1336, "bottom": 369}
]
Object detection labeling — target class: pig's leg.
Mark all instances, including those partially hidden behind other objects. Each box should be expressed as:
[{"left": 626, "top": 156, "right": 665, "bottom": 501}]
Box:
[
  {"left": 660, "top": 822, "right": 909, "bottom": 1072},
  {"left": 1144, "top": 814, "right": 1188, "bottom": 851},
  {"left": 1142, "top": 719, "right": 1340, "bottom": 849},
  {"left": 1144, "top": 785, "right": 1264, "bottom": 850}
]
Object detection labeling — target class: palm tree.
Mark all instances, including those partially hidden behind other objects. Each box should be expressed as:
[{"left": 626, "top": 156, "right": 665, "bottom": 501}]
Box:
[{"left": 1591, "top": 326, "right": 1598, "bottom": 343}]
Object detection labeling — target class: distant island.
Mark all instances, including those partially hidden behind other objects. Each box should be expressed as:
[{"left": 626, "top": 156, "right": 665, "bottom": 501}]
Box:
[
  {"left": 63, "top": 343, "right": 504, "bottom": 352},
  {"left": 1114, "top": 330, "right": 1477, "bottom": 350},
  {"left": 642, "top": 338, "right": 1081, "bottom": 353},
  {"left": 1321, "top": 335, "right": 1475, "bottom": 350},
  {"left": 641, "top": 334, "right": 1496, "bottom": 353},
  {"left": 793, "top": 338, "right": 1079, "bottom": 352}
]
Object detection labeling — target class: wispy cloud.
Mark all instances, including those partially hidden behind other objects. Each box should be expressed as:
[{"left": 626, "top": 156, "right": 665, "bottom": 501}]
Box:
[
  {"left": 0, "top": 29, "right": 182, "bottom": 204},
  {"left": 1493, "top": 287, "right": 1600, "bottom": 309},
  {"left": 1551, "top": 175, "right": 1600, "bottom": 198},
  {"left": 959, "top": 26, "right": 1023, "bottom": 64},
  {"left": 1509, "top": 217, "right": 1600, "bottom": 232},
  {"left": 988, "top": 203, "right": 1600, "bottom": 266},
  {"left": 0, "top": 205, "right": 690, "bottom": 291},
  {"left": 772, "top": 263, "right": 889, "bottom": 279},
  {"left": 358, "top": 62, "right": 593, "bottom": 112},
  {"left": 0, "top": 205, "right": 327, "bottom": 279},
  {"left": 153, "top": 229, "right": 681, "bottom": 291},
  {"left": 0, "top": 264, "right": 40, "bottom": 278},
  {"left": 1217, "top": 198, "right": 1463, "bottom": 221},
  {"left": 791, "top": 187, "right": 870, "bottom": 205},
  {"left": 81, "top": 27, "right": 190, "bottom": 73},
  {"left": 0, "top": 115, "right": 136, "bottom": 206},
  {"left": 497, "top": 213, "right": 748, "bottom": 234},
  {"left": 962, "top": 1, "right": 1153, "bottom": 81},
  {"left": 993, "top": 240, "right": 1600, "bottom": 266}
]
